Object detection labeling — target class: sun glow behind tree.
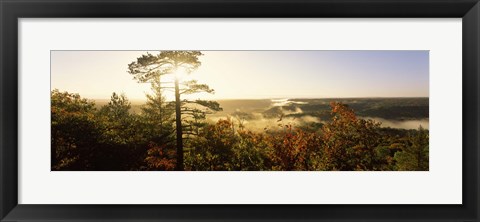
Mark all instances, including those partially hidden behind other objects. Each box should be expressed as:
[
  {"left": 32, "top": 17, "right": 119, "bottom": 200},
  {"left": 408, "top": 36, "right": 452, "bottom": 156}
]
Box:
[{"left": 127, "top": 51, "right": 222, "bottom": 170}]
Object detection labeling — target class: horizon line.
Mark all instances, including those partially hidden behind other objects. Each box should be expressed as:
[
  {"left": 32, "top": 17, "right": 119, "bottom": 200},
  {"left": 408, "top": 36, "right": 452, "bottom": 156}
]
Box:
[{"left": 89, "top": 96, "right": 430, "bottom": 101}]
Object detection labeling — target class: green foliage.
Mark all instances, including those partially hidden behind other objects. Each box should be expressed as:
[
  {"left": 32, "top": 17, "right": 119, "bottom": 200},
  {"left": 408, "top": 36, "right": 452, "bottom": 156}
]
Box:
[
  {"left": 394, "top": 126, "right": 429, "bottom": 171},
  {"left": 52, "top": 90, "right": 430, "bottom": 171},
  {"left": 230, "top": 130, "right": 269, "bottom": 170},
  {"left": 185, "top": 119, "right": 273, "bottom": 171},
  {"left": 128, "top": 51, "right": 203, "bottom": 83},
  {"left": 99, "top": 93, "right": 131, "bottom": 119},
  {"left": 140, "top": 82, "right": 175, "bottom": 144},
  {"left": 52, "top": 89, "right": 171, "bottom": 170},
  {"left": 97, "top": 93, "right": 137, "bottom": 145},
  {"left": 185, "top": 119, "right": 237, "bottom": 170},
  {"left": 51, "top": 89, "right": 100, "bottom": 170},
  {"left": 128, "top": 51, "right": 221, "bottom": 170},
  {"left": 180, "top": 80, "right": 215, "bottom": 95},
  {"left": 187, "top": 99, "right": 223, "bottom": 112}
]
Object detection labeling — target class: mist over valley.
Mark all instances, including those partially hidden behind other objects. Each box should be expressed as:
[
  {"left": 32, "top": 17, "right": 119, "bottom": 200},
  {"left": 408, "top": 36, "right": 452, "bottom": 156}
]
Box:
[{"left": 95, "top": 97, "right": 429, "bottom": 131}]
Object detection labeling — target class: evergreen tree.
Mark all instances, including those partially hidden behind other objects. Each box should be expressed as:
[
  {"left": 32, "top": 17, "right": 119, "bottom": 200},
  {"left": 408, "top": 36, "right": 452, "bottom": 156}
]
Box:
[
  {"left": 394, "top": 126, "right": 429, "bottom": 171},
  {"left": 128, "top": 51, "right": 221, "bottom": 170}
]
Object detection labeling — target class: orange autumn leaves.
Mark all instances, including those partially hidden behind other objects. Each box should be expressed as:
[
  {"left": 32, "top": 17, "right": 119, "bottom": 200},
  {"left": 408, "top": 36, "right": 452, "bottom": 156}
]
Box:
[
  {"left": 52, "top": 89, "right": 428, "bottom": 171},
  {"left": 145, "top": 102, "right": 425, "bottom": 171}
]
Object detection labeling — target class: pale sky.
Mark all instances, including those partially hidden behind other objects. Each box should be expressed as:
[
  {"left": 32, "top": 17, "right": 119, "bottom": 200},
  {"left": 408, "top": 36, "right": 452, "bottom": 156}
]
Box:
[{"left": 51, "top": 50, "right": 429, "bottom": 101}]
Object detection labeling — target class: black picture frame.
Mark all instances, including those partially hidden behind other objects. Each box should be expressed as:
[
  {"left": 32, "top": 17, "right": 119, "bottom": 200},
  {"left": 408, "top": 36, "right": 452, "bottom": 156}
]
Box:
[{"left": 1, "top": 0, "right": 479, "bottom": 221}]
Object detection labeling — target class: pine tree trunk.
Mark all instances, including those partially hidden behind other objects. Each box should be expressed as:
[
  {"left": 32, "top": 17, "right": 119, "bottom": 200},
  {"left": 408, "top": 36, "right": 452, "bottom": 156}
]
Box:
[{"left": 174, "top": 77, "right": 184, "bottom": 171}]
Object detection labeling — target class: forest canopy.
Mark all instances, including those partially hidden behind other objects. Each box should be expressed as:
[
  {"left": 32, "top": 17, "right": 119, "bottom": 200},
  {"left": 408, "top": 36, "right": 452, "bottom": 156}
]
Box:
[{"left": 51, "top": 89, "right": 429, "bottom": 171}]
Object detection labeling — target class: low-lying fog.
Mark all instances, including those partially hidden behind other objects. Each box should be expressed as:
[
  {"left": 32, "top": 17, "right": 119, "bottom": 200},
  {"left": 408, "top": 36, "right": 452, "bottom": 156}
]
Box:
[
  {"left": 208, "top": 98, "right": 429, "bottom": 131},
  {"left": 208, "top": 114, "right": 429, "bottom": 131},
  {"left": 365, "top": 117, "right": 429, "bottom": 130},
  {"left": 121, "top": 98, "right": 429, "bottom": 131}
]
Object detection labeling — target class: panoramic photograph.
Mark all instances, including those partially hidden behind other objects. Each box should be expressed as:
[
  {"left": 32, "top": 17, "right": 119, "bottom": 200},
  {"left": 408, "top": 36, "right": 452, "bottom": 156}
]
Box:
[{"left": 51, "top": 50, "right": 429, "bottom": 171}]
